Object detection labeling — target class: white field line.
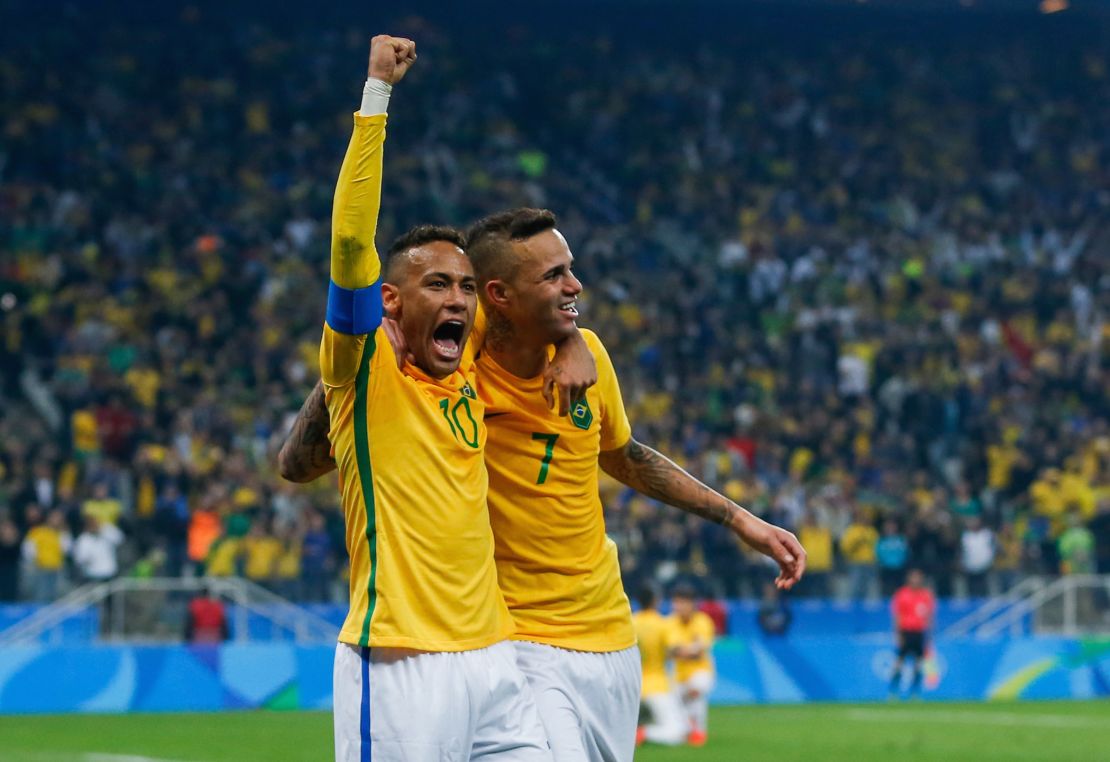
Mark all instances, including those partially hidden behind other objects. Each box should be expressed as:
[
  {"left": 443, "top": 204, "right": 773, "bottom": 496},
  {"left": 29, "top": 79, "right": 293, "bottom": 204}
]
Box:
[{"left": 843, "top": 708, "right": 1106, "bottom": 729}]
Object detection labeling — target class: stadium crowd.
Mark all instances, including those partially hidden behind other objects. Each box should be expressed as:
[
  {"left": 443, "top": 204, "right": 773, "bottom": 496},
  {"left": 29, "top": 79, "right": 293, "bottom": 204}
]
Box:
[{"left": 1, "top": 5, "right": 1107, "bottom": 606}]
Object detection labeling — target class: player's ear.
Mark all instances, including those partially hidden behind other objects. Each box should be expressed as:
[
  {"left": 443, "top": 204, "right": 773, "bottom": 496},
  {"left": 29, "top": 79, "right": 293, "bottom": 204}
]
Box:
[
  {"left": 381, "top": 283, "right": 402, "bottom": 319},
  {"left": 484, "top": 279, "right": 510, "bottom": 309}
]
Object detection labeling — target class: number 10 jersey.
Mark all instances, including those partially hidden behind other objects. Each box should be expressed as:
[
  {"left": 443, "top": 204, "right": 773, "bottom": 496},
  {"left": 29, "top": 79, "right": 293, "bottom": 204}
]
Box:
[{"left": 322, "top": 324, "right": 513, "bottom": 651}]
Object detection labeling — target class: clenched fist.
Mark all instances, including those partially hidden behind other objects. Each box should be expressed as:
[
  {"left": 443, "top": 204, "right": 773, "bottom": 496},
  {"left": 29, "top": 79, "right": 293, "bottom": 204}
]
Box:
[{"left": 368, "top": 35, "right": 417, "bottom": 85}]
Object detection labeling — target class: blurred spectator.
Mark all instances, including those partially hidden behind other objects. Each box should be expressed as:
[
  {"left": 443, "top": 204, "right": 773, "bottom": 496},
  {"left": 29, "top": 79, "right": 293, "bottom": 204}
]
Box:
[
  {"left": 82, "top": 482, "right": 123, "bottom": 527},
  {"left": 21, "top": 508, "right": 71, "bottom": 601},
  {"left": 1058, "top": 513, "right": 1096, "bottom": 575},
  {"left": 840, "top": 509, "right": 879, "bottom": 600},
  {"left": 797, "top": 511, "right": 833, "bottom": 598},
  {"left": 187, "top": 504, "right": 223, "bottom": 577},
  {"left": 242, "top": 519, "right": 282, "bottom": 591},
  {"left": 909, "top": 505, "right": 957, "bottom": 598},
  {"left": 756, "top": 582, "right": 792, "bottom": 637},
  {"left": 205, "top": 534, "right": 241, "bottom": 578},
  {"left": 876, "top": 519, "right": 909, "bottom": 598},
  {"left": 72, "top": 515, "right": 124, "bottom": 584},
  {"left": 301, "top": 510, "right": 334, "bottom": 603},
  {"left": 275, "top": 524, "right": 303, "bottom": 600},
  {"left": 185, "top": 587, "right": 229, "bottom": 643},
  {"left": 959, "top": 516, "right": 995, "bottom": 598},
  {"left": 1091, "top": 500, "right": 1110, "bottom": 575},
  {"left": 153, "top": 484, "right": 190, "bottom": 576},
  {"left": 0, "top": 516, "right": 22, "bottom": 602},
  {"left": 993, "top": 523, "right": 1023, "bottom": 593}
]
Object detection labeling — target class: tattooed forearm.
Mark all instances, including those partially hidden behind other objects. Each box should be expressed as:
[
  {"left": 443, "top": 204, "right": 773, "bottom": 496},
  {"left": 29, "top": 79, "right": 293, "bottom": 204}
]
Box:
[
  {"left": 278, "top": 380, "right": 338, "bottom": 483},
  {"left": 598, "top": 439, "right": 737, "bottom": 528}
]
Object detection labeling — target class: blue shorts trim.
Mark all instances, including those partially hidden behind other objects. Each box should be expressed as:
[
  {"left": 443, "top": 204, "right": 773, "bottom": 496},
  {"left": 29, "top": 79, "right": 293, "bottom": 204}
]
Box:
[{"left": 360, "top": 646, "right": 371, "bottom": 761}]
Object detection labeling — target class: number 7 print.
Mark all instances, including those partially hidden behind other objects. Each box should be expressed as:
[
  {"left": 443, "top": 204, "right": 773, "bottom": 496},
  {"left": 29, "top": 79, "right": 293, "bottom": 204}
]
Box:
[{"left": 531, "top": 432, "right": 559, "bottom": 485}]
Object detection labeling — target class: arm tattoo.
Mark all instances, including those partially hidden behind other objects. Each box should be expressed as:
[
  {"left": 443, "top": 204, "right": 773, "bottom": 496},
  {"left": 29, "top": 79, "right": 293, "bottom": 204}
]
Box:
[
  {"left": 278, "top": 380, "right": 337, "bottom": 483},
  {"left": 598, "top": 439, "right": 736, "bottom": 527}
]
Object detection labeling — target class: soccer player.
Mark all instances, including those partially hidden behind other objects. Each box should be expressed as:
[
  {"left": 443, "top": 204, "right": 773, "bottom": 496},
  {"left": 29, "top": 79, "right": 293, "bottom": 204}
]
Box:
[
  {"left": 319, "top": 36, "right": 549, "bottom": 761},
  {"left": 465, "top": 208, "right": 805, "bottom": 761},
  {"left": 284, "top": 206, "right": 807, "bottom": 762},
  {"left": 889, "top": 567, "right": 936, "bottom": 700},
  {"left": 631, "top": 587, "right": 686, "bottom": 748},
  {"left": 668, "top": 583, "right": 717, "bottom": 746}
]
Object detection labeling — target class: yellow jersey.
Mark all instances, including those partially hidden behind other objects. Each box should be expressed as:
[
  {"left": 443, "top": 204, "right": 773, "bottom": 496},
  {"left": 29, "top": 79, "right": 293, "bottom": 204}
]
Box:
[
  {"left": 632, "top": 609, "right": 675, "bottom": 698},
  {"left": 319, "top": 112, "right": 512, "bottom": 651},
  {"left": 670, "top": 611, "right": 716, "bottom": 683},
  {"left": 477, "top": 329, "right": 634, "bottom": 651},
  {"left": 25, "top": 526, "right": 66, "bottom": 571},
  {"left": 840, "top": 523, "right": 879, "bottom": 564},
  {"left": 242, "top": 535, "right": 282, "bottom": 580}
]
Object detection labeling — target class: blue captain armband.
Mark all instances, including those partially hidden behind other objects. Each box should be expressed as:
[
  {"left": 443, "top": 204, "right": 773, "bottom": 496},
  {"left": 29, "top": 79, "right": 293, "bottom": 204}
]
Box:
[{"left": 326, "top": 279, "right": 383, "bottom": 335}]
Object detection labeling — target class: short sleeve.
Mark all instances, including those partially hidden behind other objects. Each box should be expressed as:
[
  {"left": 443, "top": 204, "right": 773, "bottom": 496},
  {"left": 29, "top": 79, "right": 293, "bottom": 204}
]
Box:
[{"left": 586, "top": 330, "right": 632, "bottom": 452}]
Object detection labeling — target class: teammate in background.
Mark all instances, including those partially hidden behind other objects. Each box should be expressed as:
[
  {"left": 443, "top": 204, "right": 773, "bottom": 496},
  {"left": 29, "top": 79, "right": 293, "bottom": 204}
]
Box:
[
  {"left": 284, "top": 206, "right": 807, "bottom": 762},
  {"left": 669, "top": 583, "right": 717, "bottom": 746},
  {"left": 631, "top": 587, "right": 686, "bottom": 748},
  {"left": 889, "top": 568, "right": 936, "bottom": 700},
  {"left": 319, "top": 37, "right": 549, "bottom": 761}
]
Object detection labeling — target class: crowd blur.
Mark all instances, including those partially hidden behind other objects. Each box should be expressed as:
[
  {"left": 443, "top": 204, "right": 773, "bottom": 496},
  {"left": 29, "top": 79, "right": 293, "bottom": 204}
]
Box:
[{"left": 1, "top": 4, "right": 1107, "bottom": 606}]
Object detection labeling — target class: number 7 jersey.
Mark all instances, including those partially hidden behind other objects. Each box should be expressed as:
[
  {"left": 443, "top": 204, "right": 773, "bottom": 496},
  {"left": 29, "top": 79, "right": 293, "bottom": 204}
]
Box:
[{"left": 476, "top": 329, "right": 635, "bottom": 652}]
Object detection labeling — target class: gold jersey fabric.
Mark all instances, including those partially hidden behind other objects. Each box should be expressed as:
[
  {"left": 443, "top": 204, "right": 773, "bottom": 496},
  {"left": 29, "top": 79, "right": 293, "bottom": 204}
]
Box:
[
  {"left": 477, "top": 329, "right": 635, "bottom": 652},
  {"left": 319, "top": 113, "right": 512, "bottom": 651},
  {"left": 632, "top": 609, "right": 675, "bottom": 698},
  {"left": 670, "top": 611, "right": 717, "bottom": 682}
]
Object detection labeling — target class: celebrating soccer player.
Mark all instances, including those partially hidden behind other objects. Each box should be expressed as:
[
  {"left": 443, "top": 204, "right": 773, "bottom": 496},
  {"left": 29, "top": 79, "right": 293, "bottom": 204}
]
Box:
[
  {"left": 317, "top": 36, "right": 551, "bottom": 761},
  {"left": 463, "top": 208, "right": 805, "bottom": 760}
]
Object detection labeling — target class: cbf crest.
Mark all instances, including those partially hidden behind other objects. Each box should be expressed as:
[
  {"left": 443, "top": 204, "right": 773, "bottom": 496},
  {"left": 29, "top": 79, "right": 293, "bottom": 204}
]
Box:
[
  {"left": 570, "top": 399, "right": 593, "bottom": 430},
  {"left": 461, "top": 382, "right": 476, "bottom": 400}
]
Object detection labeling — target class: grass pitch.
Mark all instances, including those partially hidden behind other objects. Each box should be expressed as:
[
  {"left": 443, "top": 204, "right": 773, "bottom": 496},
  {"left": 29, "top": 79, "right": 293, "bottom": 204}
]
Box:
[{"left": 2, "top": 701, "right": 1108, "bottom": 761}]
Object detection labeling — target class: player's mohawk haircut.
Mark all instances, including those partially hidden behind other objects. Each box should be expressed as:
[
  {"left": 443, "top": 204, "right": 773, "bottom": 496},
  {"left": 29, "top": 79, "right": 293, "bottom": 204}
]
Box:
[
  {"left": 465, "top": 208, "right": 557, "bottom": 287},
  {"left": 384, "top": 224, "right": 467, "bottom": 283}
]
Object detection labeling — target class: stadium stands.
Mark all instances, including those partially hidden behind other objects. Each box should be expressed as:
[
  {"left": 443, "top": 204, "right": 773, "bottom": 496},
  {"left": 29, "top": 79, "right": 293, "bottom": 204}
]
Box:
[{"left": 0, "top": 1, "right": 1107, "bottom": 607}]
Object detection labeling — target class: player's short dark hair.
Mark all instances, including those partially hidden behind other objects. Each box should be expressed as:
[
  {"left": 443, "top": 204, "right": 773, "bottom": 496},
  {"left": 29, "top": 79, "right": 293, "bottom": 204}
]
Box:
[
  {"left": 464, "top": 208, "right": 557, "bottom": 287},
  {"left": 671, "top": 582, "right": 698, "bottom": 601},
  {"left": 384, "top": 224, "right": 467, "bottom": 283},
  {"left": 636, "top": 585, "right": 659, "bottom": 611}
]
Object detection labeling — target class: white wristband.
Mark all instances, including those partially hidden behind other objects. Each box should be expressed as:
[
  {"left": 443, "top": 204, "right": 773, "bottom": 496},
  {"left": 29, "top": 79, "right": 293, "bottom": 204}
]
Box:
[{"left": 360, "top": 78, "right": 392, "bottom": 116}]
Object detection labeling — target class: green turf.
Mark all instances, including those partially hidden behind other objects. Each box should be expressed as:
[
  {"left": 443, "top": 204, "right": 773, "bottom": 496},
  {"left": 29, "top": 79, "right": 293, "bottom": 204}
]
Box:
[{"left": 1, "top": 701, "right": 1108, "bottom": 761}]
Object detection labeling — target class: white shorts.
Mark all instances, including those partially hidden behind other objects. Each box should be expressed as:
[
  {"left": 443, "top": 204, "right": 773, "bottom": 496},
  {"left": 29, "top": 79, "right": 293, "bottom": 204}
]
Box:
[
  {"left": 512, "top": 641, "right": 641, "bottom": 762},
  {"left": 640, "top": 691, "right": 686, "bottom": 745},
  {"left": 334, "top": 641, "right": 552, "bottom": 762},
  {"left": 680, "top": 669, "right": 715, "bottom": 697}
]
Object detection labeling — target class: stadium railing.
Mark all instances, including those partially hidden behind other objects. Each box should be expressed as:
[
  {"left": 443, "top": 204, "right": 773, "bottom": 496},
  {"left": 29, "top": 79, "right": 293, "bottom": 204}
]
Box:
[
  {"left": 0, "top": 577, "right": 339, "bottom": 645},
  {"left": 944, "top": 575, "right": 1110, "bottom": 640}
]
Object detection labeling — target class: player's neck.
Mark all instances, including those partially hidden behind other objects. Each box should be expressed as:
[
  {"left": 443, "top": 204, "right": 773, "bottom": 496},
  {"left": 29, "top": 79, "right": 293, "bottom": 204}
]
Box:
[{"left": 485, "top": 315, "right": 546, "bottom": 379}]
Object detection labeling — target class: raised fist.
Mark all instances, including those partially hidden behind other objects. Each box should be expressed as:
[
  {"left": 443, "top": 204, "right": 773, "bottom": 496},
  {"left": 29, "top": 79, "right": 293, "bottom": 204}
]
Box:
[{"left": 368, "top": 35, "right": 417, "bottom": 85}]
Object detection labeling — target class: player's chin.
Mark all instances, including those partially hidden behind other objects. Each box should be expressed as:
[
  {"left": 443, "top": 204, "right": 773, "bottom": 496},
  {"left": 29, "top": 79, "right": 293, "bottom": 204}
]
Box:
[
  {"left": 428, "top": 355, "right": 462, "bottom": 377},
  {"left": 549, "top": 316, "right": 579, "bottom": 340}
]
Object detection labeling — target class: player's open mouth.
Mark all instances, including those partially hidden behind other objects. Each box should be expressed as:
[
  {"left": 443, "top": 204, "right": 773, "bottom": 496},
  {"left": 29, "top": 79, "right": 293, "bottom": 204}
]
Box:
[
  {"left": 559, "top": 300, "right": 578, "bottom": 317},
  {"left": 432, "top": 319, "right": 464, "bottom": 360}
]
